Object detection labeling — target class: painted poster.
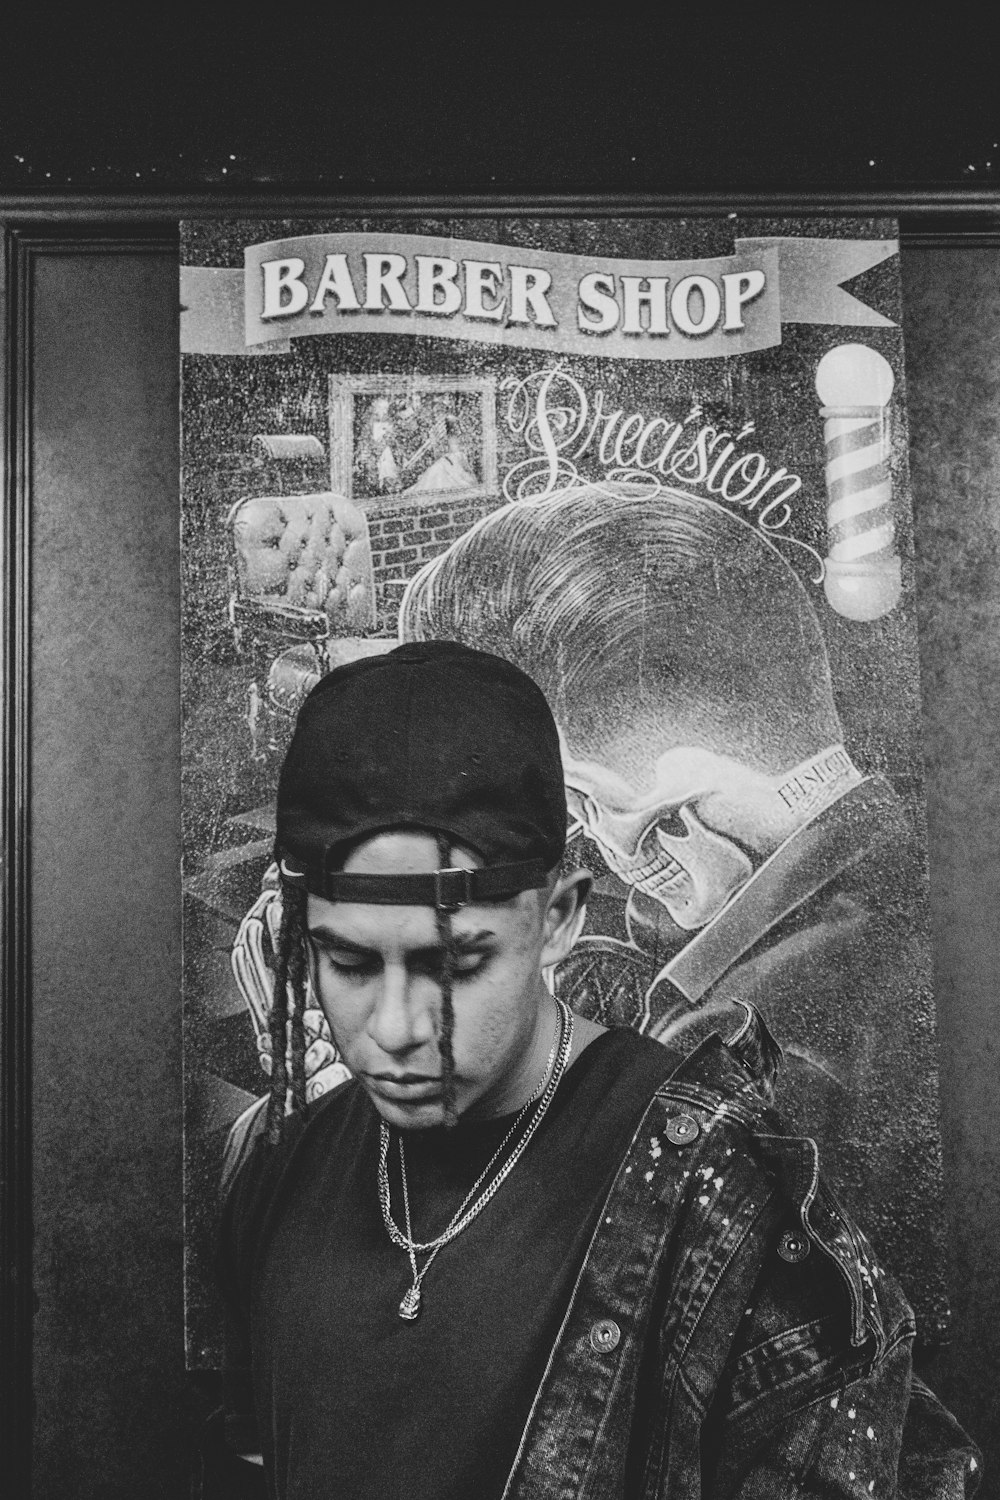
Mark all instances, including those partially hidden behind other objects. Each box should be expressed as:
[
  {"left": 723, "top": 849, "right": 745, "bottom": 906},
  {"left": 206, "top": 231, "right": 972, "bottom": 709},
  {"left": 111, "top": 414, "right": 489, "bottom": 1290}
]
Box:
[{"left": 181, "top": 216, "right": 947, "bottom": 1365}]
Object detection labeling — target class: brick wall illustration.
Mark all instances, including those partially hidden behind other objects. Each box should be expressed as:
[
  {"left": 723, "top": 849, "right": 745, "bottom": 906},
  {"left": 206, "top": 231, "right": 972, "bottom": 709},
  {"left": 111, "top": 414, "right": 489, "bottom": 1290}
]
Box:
[{"left": 365, "top": 493, "right": 506, "bottom": 635}]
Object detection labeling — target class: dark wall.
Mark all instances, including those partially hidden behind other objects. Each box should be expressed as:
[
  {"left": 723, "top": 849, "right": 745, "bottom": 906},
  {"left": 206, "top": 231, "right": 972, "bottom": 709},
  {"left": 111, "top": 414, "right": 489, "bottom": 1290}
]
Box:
[
  {"left": 28, "top": 249, "right": 194, "bottom": 1497},
  {"left": 25, "top": 238, "right": 1000, "bottom": 1496},
  {"left": 2, "top": 19, "right": 998, "bottom": 191},
  {"left": 902, "top": 244, "right": 1000, "bottom": 1474}
]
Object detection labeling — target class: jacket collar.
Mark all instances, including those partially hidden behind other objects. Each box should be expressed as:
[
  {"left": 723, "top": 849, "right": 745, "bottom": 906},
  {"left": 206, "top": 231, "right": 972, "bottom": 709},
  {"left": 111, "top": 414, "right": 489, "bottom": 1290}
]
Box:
[{"left": 654, "top": 776, "right": 901, "bottom": 1009}]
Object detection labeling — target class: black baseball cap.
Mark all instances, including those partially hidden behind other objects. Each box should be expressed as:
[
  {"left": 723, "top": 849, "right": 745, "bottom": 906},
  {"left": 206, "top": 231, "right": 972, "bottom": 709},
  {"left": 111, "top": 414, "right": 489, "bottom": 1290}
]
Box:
[{"left": 275, "top": 641, "right": 567, "bottom": 908}]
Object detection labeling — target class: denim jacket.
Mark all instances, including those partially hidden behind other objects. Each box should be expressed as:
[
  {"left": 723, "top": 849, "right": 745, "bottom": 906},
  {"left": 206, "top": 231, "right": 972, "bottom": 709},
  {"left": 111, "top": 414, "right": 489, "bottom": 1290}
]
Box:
[
  {"left": 204, "top": 1009, "right": 981, "bottom": 1499},
  {"left": 498, "top": 1014, "right": 980, "bottom": 1498}
]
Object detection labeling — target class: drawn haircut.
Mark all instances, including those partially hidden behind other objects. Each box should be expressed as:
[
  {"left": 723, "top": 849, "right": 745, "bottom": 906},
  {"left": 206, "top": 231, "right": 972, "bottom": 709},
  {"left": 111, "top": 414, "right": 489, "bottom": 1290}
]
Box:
[{"left": 399, "top": 485, "right": 842, "bottom": 776}]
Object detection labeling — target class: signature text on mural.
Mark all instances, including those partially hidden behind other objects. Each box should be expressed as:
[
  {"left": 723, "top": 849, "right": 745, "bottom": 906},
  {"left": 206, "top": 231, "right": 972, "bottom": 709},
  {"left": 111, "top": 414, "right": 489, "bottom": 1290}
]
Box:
[{"left": 502, "top": 367, "right": 824, "bottom": 576}]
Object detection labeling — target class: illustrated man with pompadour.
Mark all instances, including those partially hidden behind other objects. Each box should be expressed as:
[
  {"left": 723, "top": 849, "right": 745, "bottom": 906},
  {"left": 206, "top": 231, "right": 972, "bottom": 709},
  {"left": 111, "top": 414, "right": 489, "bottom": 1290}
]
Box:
[
  {"left": 396, "top": 483, "right": 944, "bottom": 1338},
  {"left": 204, "top": 639, "right": 978, "bottom": 1498}
]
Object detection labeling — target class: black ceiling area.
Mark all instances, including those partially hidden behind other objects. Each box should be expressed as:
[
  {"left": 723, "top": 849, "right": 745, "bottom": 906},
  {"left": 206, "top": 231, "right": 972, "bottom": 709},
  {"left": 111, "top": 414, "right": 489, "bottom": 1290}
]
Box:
[{"left": 1, "top": 15, "right": 998, "bottom": 195}]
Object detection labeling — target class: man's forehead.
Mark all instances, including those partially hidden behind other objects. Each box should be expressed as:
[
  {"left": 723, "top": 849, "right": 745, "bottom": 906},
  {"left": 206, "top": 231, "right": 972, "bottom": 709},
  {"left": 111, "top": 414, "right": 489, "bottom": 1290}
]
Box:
[
  {"left": 305, "top": 893, "right": 501, "bottom": 947},
  {"left": 340, "top": 827, "right": 482, "bottom": 872}
]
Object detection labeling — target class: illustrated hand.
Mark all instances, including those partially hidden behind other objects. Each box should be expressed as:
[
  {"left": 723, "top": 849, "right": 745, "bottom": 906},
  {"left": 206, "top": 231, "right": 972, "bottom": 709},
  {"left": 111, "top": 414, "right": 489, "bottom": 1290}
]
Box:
[
  {"left": 255, "top": 1006, "right": 350, "bottom": 1103},
  {"left": 231, "top": 867, "right": 352, "bottom": 1103}
]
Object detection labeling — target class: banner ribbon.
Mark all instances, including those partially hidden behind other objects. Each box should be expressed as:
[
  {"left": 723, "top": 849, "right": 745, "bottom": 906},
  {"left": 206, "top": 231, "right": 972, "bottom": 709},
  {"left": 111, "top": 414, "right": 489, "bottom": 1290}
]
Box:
[{"left": 181, "top": 232, "right": 897, "bottom": 361}]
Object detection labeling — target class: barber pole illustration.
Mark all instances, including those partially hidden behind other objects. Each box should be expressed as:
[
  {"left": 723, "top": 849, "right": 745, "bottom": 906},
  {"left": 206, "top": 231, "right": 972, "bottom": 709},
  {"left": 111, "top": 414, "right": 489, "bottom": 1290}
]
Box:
[{"left": 815, "top": 343, "right": 902, "bottom": 621}]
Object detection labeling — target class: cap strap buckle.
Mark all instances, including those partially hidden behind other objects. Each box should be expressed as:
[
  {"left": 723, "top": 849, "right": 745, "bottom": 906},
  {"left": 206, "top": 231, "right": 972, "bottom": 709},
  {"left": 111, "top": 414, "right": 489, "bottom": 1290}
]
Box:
[
  {"left": 277, "top": 855, "right": 546, "bottom": 906},
  {"left": 434, "top": 866, "right": 475, "bottom": 913}
]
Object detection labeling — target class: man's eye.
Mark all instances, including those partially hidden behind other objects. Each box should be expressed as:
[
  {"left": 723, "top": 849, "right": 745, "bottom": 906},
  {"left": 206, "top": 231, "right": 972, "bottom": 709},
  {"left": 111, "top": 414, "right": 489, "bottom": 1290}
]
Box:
[
  {"left": 323, "top": 952, "right": 376, "bottom": 976},
  {"left": 413, "top": 952, "right": 486, "bottom": 981},
  {"left": 451, "top": 953, "right": 486, "bottom": 979}
]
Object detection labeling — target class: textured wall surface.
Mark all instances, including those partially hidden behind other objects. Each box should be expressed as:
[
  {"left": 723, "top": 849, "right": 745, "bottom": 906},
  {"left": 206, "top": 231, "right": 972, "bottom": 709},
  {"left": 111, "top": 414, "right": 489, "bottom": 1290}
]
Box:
[
  {"left": 28, "top": 251, "right": 197, "bottom": 1495},
  {"left": 903, "top": 245, "right": 1000, "bottom": 1489},
  {"left": 25, "top": 241, "right": 1000, "bottom": 1495}
]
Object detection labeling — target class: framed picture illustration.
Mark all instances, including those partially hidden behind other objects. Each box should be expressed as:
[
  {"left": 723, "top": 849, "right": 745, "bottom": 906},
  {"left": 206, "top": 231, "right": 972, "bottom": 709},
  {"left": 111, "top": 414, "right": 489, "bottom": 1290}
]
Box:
[{"left": 329, "top": 372, "right": 499, "bottom": 505}]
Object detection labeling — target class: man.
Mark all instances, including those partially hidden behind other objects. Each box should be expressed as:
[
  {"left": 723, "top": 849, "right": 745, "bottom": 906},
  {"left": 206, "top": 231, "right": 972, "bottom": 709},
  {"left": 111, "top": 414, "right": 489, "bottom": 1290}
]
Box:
[
  {"left": 397, "top": 483, "right": 944, "bottom": 1327},
  {"left": 205, "top": 639, "right": 978, "bottom": 1498}
]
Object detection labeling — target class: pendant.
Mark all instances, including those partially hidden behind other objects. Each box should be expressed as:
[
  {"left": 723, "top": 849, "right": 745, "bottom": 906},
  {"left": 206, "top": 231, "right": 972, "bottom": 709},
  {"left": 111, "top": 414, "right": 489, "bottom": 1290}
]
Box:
[{"left": 398, "top": 1285, "right": 421, "bottom": 1320}]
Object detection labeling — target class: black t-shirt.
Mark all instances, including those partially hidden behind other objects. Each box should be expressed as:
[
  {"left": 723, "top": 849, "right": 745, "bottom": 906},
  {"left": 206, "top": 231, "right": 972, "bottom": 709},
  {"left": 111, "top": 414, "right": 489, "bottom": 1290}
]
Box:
[{"left": 221, "top": 1027, "right": 681, "bottom": 1500}]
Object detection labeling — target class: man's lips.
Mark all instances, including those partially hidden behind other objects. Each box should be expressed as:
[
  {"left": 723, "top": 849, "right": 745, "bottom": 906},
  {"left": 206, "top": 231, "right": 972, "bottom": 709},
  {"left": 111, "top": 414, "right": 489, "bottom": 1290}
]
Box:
[{"left": 365, "top": 1073, "right": 443, "bottom": 1102}]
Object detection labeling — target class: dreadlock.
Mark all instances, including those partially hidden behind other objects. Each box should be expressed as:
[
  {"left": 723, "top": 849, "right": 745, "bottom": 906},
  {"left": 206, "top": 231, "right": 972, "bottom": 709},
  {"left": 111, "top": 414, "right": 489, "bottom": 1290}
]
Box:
[
  {"left": 265, "top": 873, "right": 310, "bottom": 1145},
  {"left": 434, "top": 833, "right": 458, "bottom": 1127}
]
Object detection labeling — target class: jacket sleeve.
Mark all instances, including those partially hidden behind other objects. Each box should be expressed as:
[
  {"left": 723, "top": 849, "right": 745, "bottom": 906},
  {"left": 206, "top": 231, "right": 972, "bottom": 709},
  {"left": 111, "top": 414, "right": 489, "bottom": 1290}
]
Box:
[
  {"left": 899, "top": 1378, "right": 984, "bottom": 1499},
  {"left": 713, "top": 1340, "right": 980, "bottom": 1498},
  {"left": 702, "top": 1168, "right": 982, "bottom": 1498}
]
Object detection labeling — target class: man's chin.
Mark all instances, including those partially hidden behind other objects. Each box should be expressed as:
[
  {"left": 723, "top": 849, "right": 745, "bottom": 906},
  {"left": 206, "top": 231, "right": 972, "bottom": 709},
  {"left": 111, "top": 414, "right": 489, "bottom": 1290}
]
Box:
[{"left": 363, "top": 1081, "right": 448, "bottom": 1131}]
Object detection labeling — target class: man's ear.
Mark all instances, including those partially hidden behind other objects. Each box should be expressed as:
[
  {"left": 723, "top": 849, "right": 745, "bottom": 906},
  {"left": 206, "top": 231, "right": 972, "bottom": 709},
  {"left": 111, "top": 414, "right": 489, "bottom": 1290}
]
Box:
[{"left": 540, "top": 867, "right": 592, "bottom": 970}]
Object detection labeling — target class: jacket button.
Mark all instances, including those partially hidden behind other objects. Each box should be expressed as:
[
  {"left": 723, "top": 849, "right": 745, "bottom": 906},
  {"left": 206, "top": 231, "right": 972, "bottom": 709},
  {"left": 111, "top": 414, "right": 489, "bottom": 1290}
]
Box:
[
  {"left": 590, "top": 1319, "right": 621, "bottom": 1353},
  {"left": 778, "top": 1230, "right": 811, "bottom": 1263},
  {"left": 665, "top": 1113, "right": 700, "bottom": 1145}
]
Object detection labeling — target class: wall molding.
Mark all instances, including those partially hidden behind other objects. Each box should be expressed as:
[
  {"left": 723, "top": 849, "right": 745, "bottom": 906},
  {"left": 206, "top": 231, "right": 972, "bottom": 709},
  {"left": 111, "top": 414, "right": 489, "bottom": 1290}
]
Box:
[
  {"left": 0, "top": 221, "right": 175, "bottom": 1495},
  {"left": 0, "top": 189, "right": 998, "bottom": 223}
]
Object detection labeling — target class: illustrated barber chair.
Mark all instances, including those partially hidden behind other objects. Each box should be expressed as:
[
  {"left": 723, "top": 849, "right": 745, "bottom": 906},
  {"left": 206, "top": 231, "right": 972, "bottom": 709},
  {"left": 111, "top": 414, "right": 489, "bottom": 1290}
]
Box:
[{"left": 227, "top": 491, "right": 385, "bottom": 747}]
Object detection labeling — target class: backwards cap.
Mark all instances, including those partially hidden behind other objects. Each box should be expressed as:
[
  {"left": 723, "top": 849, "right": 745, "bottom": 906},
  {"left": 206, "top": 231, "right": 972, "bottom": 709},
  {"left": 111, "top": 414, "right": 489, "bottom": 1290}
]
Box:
[{"left": 276, "top": 640, "right": 567, "bottom": 909}]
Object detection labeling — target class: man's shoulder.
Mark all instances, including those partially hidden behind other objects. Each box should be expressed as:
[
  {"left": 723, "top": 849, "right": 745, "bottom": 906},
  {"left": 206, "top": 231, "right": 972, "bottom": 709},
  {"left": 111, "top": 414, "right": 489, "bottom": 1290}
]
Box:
[
  {"left": 630, "top": 1000, "right": 783, "bottom": 1109},
  {"left": 220, "top": 1076, "right": 359, "bottom": 1204},
  {"left": 220, "top": 1097, "right": 270, "bottom": 1200},
  {"left": 609, "top": 1013, "right": 913, "bottom": 1363},
  {"left": 217, "top": 1079, "right": 364, "bottom": 1306},
  {"left": 573, "top": 1024, "right": 688, "bottom": 1127}
]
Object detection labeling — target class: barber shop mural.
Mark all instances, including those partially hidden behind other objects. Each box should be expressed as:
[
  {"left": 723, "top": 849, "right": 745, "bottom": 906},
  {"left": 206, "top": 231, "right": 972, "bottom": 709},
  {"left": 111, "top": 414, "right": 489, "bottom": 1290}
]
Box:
[{"left": 181, "top": 216, "right": 947, "bottom": 1363}]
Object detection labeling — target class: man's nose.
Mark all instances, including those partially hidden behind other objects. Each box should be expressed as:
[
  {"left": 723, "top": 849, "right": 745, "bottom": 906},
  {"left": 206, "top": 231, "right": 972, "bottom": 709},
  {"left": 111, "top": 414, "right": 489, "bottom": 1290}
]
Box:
[{"left": 368, "top": 965, "right": 437, "bottom": 1056}]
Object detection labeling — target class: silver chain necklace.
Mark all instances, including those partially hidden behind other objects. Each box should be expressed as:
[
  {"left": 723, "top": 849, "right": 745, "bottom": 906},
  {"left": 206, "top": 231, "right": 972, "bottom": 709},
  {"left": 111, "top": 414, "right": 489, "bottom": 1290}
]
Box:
[{"left": 378, "top": 997, "right": 574, "bottom": 1321}]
